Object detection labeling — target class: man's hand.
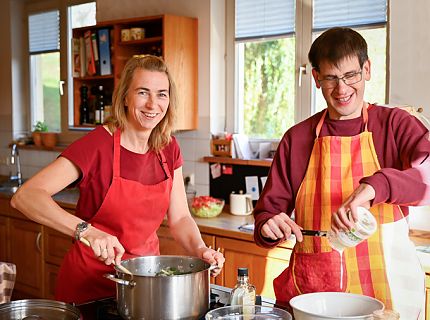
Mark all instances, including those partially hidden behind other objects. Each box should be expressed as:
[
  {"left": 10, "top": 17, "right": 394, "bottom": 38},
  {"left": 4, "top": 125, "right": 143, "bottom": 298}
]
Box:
[
  {"left": 332, "top": 183, "right": 376, "bottom": 232},
  {"left": 261, "top": 212, "right": 303, "bottom": 242}
]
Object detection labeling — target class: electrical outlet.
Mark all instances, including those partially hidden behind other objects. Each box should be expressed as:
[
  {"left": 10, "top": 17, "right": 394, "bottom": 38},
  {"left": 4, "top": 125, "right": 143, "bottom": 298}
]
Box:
[{"left": 184, "top": 173, "right": 195, "bottom": 186}]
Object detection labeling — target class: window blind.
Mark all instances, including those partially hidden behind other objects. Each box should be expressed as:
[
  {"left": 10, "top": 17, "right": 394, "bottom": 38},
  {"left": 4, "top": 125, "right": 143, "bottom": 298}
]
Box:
[
  {"left": 235, "top": 0, "right": 295, "bottom": 41},
  {"left": 28, "top": 10, "right": 60, "bottom": 54},
  {"left": 313, "top": 0, "right": 387, "bottom": 31}
]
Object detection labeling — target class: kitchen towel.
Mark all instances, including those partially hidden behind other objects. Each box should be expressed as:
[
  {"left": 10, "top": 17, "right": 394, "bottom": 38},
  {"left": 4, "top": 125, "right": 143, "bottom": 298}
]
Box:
[{"left": 0, "top": 262, "right": 16, "bottom": 303}]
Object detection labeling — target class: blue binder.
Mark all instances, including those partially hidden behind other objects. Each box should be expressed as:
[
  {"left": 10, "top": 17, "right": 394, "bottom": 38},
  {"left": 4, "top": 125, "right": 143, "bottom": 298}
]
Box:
[{"left": 98, "top": 28, "right": 111, "bottom": 75}]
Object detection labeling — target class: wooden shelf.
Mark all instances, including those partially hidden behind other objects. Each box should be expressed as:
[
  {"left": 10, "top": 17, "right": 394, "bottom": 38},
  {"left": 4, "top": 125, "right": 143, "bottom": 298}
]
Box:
[
  {"left": 118, "top": 36, "right": 163, "bottom": 46},
  {"left": 202, "top": 156, "right": 272, "bottom": 167}
]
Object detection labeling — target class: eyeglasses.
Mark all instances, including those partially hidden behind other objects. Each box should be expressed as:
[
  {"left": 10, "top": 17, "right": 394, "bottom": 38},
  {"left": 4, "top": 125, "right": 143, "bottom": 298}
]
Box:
[{"left": 318, "top": 70, "right": 363, "bottom": 89}]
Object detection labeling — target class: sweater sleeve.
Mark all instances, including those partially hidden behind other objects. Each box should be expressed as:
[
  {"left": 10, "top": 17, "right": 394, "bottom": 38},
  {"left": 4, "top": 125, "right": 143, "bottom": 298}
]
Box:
[
  {"left": 253, "top": 133, "right": 295, "bottom": 248},
  {"left": 360, "top": 109, "right": 430, "bottom": 206}
]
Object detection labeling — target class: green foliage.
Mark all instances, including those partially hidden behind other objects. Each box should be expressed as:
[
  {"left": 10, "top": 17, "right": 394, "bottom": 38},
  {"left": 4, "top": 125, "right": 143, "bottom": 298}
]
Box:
[
  {"left": 243, "top": 37, "right": 296, "bottom": 139},
  {"left": 33, "top": 121, "right": 49, "bottom": 132}
]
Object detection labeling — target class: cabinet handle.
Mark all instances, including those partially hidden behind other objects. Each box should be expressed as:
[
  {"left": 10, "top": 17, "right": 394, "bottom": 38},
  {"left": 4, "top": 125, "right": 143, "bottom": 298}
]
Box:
[{"left": 36, "top": 232, "right": 42, "bottom": 252}]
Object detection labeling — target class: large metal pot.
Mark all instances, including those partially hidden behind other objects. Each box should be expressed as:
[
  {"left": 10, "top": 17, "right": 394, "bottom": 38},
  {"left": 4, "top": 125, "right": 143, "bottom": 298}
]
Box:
[
  {"left": 105, "top": 255, "right": 210, "bottom": 320},
  {"left": 0, "top": 299, "right": 81, "bottom": 320}
]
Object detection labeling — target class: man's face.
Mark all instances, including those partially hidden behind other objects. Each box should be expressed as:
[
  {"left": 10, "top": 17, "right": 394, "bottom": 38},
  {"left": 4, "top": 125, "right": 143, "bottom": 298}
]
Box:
[{"left": 312, "top": 56, "right": 371, "bottom": 120}]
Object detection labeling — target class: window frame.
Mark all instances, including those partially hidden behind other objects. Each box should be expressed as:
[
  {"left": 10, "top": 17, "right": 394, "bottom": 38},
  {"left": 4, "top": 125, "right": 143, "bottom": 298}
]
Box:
[
  {"left": 25, "top": 0, "right": 95, "bottom": 145},
  {"left": 227, "top": 0, "right": 389, "bottom": 140}
]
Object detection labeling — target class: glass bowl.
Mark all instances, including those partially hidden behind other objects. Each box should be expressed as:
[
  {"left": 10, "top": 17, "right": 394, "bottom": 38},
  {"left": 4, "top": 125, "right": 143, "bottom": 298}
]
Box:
[
  {"left": 191, "top": 196, "right": 225, "bottom": 218},
  {"left": 205, "top": 305, "right": 292, "bottom": 320}
]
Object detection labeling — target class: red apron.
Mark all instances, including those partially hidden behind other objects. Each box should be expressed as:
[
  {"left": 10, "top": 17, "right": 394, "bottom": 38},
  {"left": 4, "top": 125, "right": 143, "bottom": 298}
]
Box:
[
  {"left": 55, "top": 129, "right": 172, "bottom": 304},
  {"left": 273, "top": 106, "right": 424, "bottom": 318}
]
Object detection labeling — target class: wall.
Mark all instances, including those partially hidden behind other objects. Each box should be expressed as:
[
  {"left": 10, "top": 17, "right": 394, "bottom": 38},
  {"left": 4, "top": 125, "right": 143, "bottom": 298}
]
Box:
[
  {"left": 96, "top": 0, "right": 225, "bottom": 196},
  {"left": 1, "top": 1, "right": 430, "bottom": 223},
  {"left": 389, "top": 0, "right": 430, "bottom": 119}
]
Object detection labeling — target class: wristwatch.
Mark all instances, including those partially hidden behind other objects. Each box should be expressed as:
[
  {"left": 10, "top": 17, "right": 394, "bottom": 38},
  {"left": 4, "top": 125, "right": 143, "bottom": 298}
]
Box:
[{"left": 74, "top": 221, "right": 91, "bottom": 240}]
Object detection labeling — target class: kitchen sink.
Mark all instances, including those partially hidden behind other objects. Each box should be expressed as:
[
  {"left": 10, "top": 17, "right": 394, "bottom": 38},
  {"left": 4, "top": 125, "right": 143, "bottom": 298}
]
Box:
[
  {"left": 0, "top": 185, "right": 19, "bottom": 194},
  {"left": 0, "top": 179, "right": 26, "bottom": 194}
]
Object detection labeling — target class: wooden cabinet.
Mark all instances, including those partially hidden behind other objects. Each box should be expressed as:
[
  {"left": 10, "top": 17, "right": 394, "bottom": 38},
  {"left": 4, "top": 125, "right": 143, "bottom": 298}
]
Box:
[
  {"left": 0, "top": 197, "right": 73, "bottom": 300},
  {"left": 215, "top": 237, "right": 291, "bottom": 299},
  {"left": 0, "top": 215, "right": 8, "bottom": 262},
  {"left": 72, "top": 14, "right": 198, "bottom": 130},
  {"left": 9, "top": 218, "right": 43, "bottom": 298},
  {"left": 43, "top": 226, "right": 73, "bottom": 299},
  {"left": 158, "top": 225, "right": 215, "bottom": 255}
]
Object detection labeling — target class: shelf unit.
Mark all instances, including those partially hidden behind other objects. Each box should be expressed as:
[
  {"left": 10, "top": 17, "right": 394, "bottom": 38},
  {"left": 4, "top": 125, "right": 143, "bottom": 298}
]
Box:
[{"left": 71, "top": 14, "right": 198, "bottom": 130}]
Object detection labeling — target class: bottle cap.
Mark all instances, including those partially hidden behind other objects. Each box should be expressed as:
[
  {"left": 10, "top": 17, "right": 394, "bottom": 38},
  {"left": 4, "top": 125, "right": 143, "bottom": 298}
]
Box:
[{"left": 238, "top": 268, "right": 248, "bottom": 276}]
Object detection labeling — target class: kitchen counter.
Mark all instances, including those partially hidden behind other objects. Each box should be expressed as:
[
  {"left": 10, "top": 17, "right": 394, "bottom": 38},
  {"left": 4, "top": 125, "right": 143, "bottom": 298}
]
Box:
[{"left": 1, "top": 185, "right": 430, "bottom": 267}]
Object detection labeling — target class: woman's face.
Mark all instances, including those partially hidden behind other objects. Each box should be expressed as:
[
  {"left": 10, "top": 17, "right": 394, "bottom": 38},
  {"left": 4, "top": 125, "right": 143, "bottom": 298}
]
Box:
[{"left": 125, "top": 69, "right": 170, "bottom": 132}]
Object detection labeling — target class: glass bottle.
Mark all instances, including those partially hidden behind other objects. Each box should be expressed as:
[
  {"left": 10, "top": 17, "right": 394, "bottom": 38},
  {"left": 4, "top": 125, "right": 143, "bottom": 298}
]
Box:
[
  {"left": 95, "top": 85, "right": 105, "bottom": 125},
  {"left": 229, "top": 268, "right": 256, "bottom": 306},
  {"left": 79, "top": 85, "right": 90, "bottom": 125}
]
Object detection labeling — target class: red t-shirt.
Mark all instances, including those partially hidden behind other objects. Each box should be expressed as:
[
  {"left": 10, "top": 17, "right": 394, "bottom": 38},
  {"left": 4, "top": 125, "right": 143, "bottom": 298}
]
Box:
[
  {"left": 254, "top": 104, "right": 430, "bottom": 248},
  {"left": 61, "top": 126, "right": 183, "bottom": 220}
]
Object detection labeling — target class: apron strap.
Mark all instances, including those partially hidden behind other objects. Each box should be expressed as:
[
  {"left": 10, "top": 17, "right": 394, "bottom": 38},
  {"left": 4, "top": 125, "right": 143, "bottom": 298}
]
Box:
[
  {"left": 113, "top": 129, "right": 121, "bottom": 178},
  {"left": 315, "top": 103, "right": 369, "bottom": 138},
  {"left": 157, "top": 150, "right": 171, "bottom": 179}
]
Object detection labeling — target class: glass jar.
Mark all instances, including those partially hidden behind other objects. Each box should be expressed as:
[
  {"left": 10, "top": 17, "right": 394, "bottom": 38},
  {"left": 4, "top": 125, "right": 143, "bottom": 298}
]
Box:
[{"left": 328, "top": 206, "right": 377, "bottom": 252}]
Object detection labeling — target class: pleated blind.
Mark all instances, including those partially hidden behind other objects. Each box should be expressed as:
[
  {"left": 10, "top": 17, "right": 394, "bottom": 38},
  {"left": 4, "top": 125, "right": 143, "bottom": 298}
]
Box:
[
  {"left": 313, "top": 0, "right": 387, "bottom": 31},
  {"left": 235, "top": 0, "right": 295, "bottom": 41},
  {"left": 28, "top": 10, "right": 60, "bottom": 54}
]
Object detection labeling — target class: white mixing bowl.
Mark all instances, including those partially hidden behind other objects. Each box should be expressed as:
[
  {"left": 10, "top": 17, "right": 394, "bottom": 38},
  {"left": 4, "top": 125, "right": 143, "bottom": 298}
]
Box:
[{"left": 290, "top": 292, "right": 384, "bottom": 320}]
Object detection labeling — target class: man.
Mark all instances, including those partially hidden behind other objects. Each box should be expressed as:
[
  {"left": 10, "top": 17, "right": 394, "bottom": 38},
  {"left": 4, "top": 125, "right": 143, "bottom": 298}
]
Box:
[{"left": 253, "top": 27, "right": 430, "bottom": 319}]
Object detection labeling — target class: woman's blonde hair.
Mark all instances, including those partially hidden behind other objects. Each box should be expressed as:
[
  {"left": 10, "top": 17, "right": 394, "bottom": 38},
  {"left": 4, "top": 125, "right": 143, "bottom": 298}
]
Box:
[{"left": 106, "top": 55, "right": 177, "bottom": 152}]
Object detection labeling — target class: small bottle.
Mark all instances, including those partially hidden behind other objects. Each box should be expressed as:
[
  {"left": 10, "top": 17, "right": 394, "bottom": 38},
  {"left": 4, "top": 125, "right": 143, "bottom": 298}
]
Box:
[
  {"left": 229, "top": 268, "right": 256, "bottom": 306},
  {"left": 372, "top": 309, "right": 400, "bottom": 319},
  {"left": 95, "top": 85, "right": 105, "bottom": 125},
  {"left": 328, "top": 206, "right": 377, "bottom": 252}
]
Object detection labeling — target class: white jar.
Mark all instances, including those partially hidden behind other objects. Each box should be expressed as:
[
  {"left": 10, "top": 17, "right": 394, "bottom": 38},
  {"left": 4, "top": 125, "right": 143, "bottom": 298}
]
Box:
[{"left": 328, "top": 206, "right": 377, "bottom": 252}]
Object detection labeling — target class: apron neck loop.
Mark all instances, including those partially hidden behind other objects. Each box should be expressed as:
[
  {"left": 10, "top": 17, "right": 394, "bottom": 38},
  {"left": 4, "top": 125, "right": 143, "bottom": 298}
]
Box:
[
  {"left": 315, "top": 103, "right": 369, "bottom": 138},
  {"left": 113, "top": 129, "right": 121, "bottom": 178},
  {"left": 156, "top": 150, "right": 171, "bottom": 179}
]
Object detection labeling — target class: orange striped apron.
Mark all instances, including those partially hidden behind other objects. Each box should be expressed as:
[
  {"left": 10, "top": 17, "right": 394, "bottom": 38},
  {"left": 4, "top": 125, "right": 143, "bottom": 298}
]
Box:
[{"left": 273, "top": 106, "right": 424, "bottom": 319}]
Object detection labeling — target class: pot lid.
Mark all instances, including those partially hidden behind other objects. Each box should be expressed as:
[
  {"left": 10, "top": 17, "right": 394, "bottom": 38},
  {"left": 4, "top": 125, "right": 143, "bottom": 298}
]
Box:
[{"left": 0, "top": 299, "right": 80, "bottom": 320}]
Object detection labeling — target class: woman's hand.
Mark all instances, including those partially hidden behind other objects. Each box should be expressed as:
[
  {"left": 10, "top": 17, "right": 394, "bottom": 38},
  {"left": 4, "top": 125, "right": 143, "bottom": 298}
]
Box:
[
  {"left": 80, "top": 226, "right": 125, "bottom": 266},
  {"left": 261, "top": 212, "right": 303, "bottom": 242},
  {"left": 197, "top": 247, "right": 225, "bottom": 277},
  {"left": 332, "top": 183, "right": 376, "bottom": 232}
]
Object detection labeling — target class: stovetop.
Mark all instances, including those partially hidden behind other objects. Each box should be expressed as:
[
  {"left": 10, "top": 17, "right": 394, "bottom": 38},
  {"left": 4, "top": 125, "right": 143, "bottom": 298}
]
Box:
[{"left": 76, "top": 284, "right": 265, "bottom": 320}]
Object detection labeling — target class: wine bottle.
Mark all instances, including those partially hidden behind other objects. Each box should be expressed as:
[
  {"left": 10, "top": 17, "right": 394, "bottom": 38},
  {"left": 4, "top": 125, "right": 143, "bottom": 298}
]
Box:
[
  {"left": 95, "top": 85, "right": 105, "bottom": 125},
  {"left": 79, "top": 85, "right": 90, "bottom": 125}
]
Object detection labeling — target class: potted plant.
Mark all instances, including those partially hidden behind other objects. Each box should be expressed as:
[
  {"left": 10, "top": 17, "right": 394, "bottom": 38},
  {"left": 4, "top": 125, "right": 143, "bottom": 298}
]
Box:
[
  {"left": 32, "top": 121, "right": 48, "bottom": 146},
  {"left": 32, "top": 121, "right": 57, "bottom": 148}
]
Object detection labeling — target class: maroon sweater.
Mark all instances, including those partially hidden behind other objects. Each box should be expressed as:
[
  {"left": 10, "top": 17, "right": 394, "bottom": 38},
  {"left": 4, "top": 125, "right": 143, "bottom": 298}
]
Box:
[{"left": 254, "top": 104, "right": 430, "bottom": 248}]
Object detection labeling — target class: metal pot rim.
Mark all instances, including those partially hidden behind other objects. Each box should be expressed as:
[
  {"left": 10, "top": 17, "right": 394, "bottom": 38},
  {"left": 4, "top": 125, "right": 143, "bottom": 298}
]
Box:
[{"left": 116, "top": 255, "right": 211, "bottom": 277}]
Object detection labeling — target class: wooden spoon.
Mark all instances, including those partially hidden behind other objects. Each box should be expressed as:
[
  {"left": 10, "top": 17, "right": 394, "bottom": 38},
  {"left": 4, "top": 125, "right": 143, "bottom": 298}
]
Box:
[{"left": 79, "top": 237, "right": 133, "bottom": 275}]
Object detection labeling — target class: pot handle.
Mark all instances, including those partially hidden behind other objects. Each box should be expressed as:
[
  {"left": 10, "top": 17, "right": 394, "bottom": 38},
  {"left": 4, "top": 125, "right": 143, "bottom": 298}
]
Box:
[{"left": 104, "top": 274, "right": 136, "bottom": 287}]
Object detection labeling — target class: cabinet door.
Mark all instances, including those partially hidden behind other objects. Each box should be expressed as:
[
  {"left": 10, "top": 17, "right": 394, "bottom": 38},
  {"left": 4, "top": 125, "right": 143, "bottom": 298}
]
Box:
[
  {"left": 9, "top": 219, "right": 43, "bottom": 298},
  {"left": 44, "top": 227, "right": 73, "bottom": 266},
  {"left": 44, "top": 263, "right": 60, "bottom": 300},
  {"left": 215, "top": 237, "right": 292, "bottom": 299},
  {"left": 157, "top": 225, "right": 215, "bottom": 255},
  {"left": 426, "top": 275, "right": 430, "bottom": 320},
  {"left": 0, "top": 216, "right": 9, "bottom": 261}
]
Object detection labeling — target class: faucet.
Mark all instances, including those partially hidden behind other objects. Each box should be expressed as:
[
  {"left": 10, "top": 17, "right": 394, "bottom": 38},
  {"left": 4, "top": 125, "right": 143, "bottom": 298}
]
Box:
[{"left": 10, "top": 143, "right": 22, "bottom": 186}]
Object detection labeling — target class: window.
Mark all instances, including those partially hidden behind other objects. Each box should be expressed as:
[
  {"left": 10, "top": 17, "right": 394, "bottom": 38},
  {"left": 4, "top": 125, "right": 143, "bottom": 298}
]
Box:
[
  {"left": 234, "top": 0, "right": 388, "bottom": 139},
  {"left": 27, "top": 1, "right": 96, "bottom": 136},
  {"left": 28, "top": 10, "right": 61, "bottom": 132}
]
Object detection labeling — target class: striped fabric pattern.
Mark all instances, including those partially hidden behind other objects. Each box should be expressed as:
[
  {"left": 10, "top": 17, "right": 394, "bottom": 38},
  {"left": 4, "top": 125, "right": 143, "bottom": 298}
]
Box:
[
  {"left": 0, "top": 262, "right": 16, "bottom": 303},
  {"left": 295, "top": 129, "right": 394, "bottom": 307}
]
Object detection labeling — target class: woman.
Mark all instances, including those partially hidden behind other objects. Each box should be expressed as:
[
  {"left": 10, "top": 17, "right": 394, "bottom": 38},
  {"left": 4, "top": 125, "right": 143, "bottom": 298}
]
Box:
[{"left": 11, "top": 55, "right": 225, "bottom": 304}]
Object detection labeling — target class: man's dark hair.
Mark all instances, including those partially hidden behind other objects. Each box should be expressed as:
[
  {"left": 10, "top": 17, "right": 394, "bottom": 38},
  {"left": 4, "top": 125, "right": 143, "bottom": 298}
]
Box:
[{"left": 308, "top": 27, "right": 368, "bottom": 72}]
